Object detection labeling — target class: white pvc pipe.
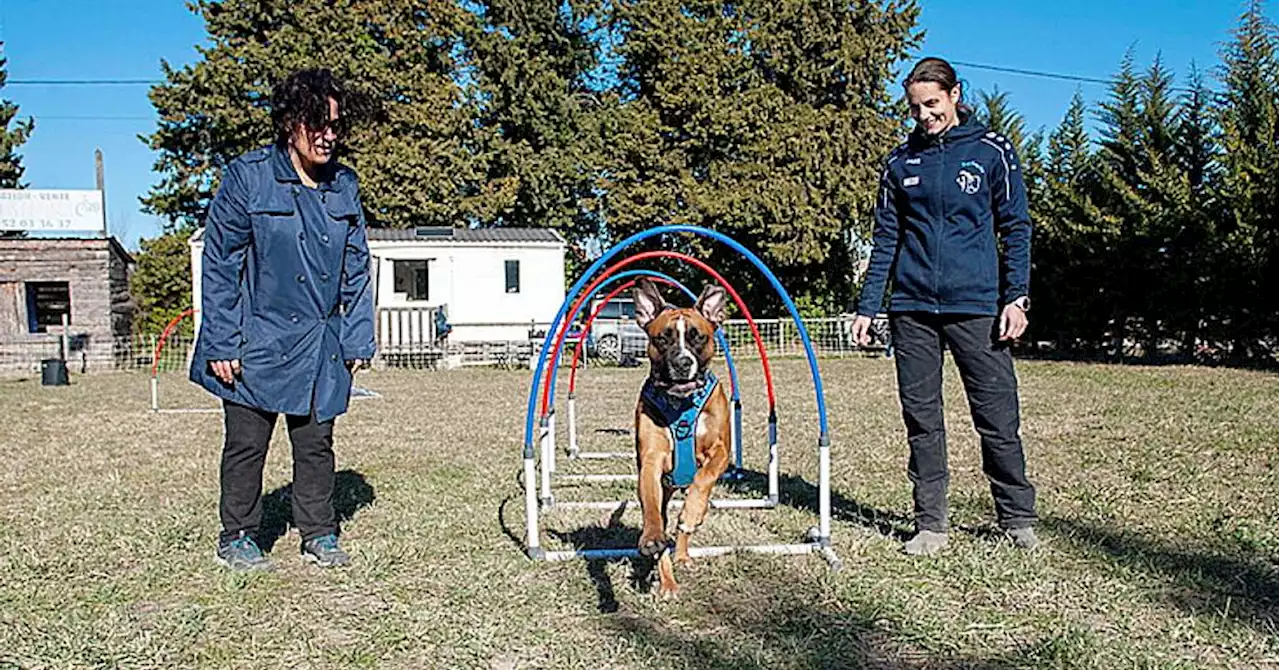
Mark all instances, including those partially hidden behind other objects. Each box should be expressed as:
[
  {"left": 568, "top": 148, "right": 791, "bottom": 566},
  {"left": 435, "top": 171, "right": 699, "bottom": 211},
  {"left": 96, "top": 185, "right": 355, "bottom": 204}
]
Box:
[
  {"left": 542, "top": 542, "right": 817, "bottom": 562},
  {"left": 768, "top": 418, "right": 779, "bottom": 501},
  {"left": 157, "top": 408, "right": 222, "bottom": 414},
  {"left": 819, "top": 439, "right": 831, "bottom": 541},
  {"left": 523, "top": 456, "right": 540, "bottom": 553},
  {"left": 548, "top": 411, "right": 557, "bottom": 473},
  {"left": 571, "top": 451, "right": 633, "bottom": 460},
  {"left": 539, "top": 418, "right": 552, "bottom": 504},
  {"left": 820, "top": 545, "right": 842, "bottom": 571},
  {"left": 557, "top": 473, "right": 636, "bottom": 483},
  {"left": 567, "top": 396, "right": 578, "bottom": 457},
  {"left": 552, "top": 498, "right": 776, "bottom": 511},
  {"left": 150, "top": 376, "right": 159, "bottom": 412}
]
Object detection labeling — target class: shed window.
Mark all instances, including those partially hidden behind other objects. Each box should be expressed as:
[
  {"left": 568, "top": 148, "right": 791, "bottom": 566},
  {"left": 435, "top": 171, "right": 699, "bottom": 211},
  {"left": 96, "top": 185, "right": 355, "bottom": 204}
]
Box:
[
  {"left": 505, "top": 260, "right": 520, "bottom": 294},
  {"left": 26, "top": 281, "right": 71, "bottom": 333}
]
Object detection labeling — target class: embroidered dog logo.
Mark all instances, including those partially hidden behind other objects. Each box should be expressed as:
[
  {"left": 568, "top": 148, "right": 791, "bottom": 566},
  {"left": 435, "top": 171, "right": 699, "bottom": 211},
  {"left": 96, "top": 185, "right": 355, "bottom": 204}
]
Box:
[{"left": 956, "top": 160, "right": 984, "bottom": 195}]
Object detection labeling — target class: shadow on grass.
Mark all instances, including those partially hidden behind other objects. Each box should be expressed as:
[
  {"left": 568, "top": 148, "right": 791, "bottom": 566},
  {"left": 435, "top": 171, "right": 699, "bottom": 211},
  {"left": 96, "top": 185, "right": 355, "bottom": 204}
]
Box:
[
  {"left": 1040, "top": 516, "right": 1279, "bottom": 634},
  {"left": 259, "top": 469, "right": 376, "bottom": 552},
  {"left": 598, "top": 562, "right": 1096, "bottom": 670},
  {"left": 724, "top": 469, "right": 919, "bottom": 542}
]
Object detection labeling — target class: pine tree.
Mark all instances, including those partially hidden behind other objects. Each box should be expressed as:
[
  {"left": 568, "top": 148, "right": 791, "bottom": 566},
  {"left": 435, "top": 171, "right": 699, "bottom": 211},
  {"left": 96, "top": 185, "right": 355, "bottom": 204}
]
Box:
[
  {"left": 465, "top": 0, "right": 611, "bottom": 266},
  {"left": 1214, "top": 0, "right": 1278, "bottom": 360},
  {"left": 0, "top": 46, "right": 33, "bottom": 189},
  {"left": 1, "top": 45, "right": 35, "bottom": 240},
  {"left": 143, "top": 0, "right": 499, "bottom": 231},
  {"left": 602, "top": 0, "right": 921, "bottom": 313}
]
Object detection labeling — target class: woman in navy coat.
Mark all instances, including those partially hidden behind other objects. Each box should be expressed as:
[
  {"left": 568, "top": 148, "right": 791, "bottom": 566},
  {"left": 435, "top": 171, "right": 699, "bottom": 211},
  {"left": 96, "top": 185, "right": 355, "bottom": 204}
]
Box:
[{"left": 190, "top": 69, "right": 375, "bottom": 571}]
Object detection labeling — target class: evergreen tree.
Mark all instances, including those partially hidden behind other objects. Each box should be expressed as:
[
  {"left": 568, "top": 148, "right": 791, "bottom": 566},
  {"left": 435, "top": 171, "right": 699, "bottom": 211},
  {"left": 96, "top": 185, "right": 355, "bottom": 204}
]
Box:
[
  {"left": 1, "top": 45, "right": 35, "bottom": 240},
  {"left": 143, "top": 0, "right": 498, "bottom": 231},
  {"left": 1213, "top": 0, "right": 1278, "bottom": 360},
  {"left": 603, "top": 0, "right": 921, "bottom": 313}
]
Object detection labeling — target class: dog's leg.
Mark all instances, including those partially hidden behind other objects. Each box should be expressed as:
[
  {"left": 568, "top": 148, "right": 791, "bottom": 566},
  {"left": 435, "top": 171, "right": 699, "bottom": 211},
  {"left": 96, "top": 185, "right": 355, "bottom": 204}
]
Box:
[
  {"left": 673, "top": 442, "right": 730, "bottom": 566},
  {"left": 636, "top": 448, "right": 669, "bottom": 559}
]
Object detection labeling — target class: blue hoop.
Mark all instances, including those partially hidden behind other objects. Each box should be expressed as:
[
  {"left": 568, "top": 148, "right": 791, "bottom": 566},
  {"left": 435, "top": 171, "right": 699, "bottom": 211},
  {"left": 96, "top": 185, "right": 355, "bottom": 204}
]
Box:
[{"left": 524, "top": 225, "right": 828, "bottom": 456}]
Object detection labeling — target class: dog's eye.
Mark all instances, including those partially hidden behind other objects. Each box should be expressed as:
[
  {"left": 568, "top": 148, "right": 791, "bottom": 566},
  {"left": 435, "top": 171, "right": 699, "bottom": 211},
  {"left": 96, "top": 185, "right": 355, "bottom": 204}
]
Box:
[
  {"left": 687, "top": 330, "right": 706, "bottom": 346},
  {"left": 659, "top": 327, "right": 675, "bottom": 343}
]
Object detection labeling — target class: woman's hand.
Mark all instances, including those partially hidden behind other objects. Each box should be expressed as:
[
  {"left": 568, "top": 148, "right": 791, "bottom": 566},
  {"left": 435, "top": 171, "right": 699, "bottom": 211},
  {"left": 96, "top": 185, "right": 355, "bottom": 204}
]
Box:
[
  {"left": 211, "top": 360, "right": 241, "bottom": 384},
  {"left": 999, "top": 303, "right": 1028, "bottom": 341},
  {"left": 851, "top": 315, "right": 874, "bottom": 347}
]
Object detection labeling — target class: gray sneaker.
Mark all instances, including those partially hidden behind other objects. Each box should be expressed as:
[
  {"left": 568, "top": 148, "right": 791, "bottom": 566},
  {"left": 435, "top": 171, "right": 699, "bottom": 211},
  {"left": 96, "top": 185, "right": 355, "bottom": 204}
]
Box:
[
  {"left": 216, "top": 532, "right": 275, "bottom": 572},
  {"left": 301, "top": 534, "right": 351, "bottom": 568},
  {"left": 1005, "top": 527, "right": 1039, "bottom": 551},
  {"left": 903, "top": 530, "right": 949, "bottom": 556}
]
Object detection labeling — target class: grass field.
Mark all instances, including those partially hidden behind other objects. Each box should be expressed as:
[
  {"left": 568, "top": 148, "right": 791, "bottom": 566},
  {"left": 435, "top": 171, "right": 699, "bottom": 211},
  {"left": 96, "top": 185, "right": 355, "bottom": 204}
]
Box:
[{"left": 0, "top": 357, "right": 1275, "bottom": 669}]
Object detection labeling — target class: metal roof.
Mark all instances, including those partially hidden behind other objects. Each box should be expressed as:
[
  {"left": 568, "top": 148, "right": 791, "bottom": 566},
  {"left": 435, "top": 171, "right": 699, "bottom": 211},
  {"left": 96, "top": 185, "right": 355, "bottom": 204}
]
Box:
[
  {"left": 190, "top": 226, "right": 563, "bottom": 245},
  {"left": 367, "top": 227, "right": 564, "bottom": 244}
]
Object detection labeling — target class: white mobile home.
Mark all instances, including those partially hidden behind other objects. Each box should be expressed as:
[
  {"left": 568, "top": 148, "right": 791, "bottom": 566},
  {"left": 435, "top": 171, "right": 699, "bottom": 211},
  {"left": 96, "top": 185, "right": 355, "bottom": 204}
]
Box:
[{"left": 189, "top": 226, "right": 566, "bottom": 354}]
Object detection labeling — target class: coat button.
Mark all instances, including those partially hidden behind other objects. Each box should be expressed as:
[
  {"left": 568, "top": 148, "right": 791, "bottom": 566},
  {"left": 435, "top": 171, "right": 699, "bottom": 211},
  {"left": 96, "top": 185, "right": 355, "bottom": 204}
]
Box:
[
  {"left": 331, "top": 354, "right": 338, "bottom": 361},
  {"left": 296, "top": 274, "right": 305, "bottom": 283},
  {"left": 321, "top": 234, "right": 330, "bottom": 243},
  {"left": 320, "top": 273, "right": 330, "bottom": 282},
  {"left": 290, "top": 313, "right": 299, "bottom": 323},
  {"left": 299, "top": 232, "right": 306, "bottom": 241},
  {"left": 281, "top": 353, "right": 289, "bottom": 361}
]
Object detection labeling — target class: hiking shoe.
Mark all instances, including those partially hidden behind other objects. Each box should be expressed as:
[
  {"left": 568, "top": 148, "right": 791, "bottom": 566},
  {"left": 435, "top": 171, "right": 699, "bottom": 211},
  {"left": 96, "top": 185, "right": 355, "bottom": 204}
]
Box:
[
  {"left": 1006, "top": 527, "right": 1039, "bottom": 551},
  {"left": 903, "top": 530, "right": 949, "bottom": 556},
  {"left": 216, "top": 532, "right": 274, "bottom": 572},
  {"left": 301, "top": 534, "right": 351, "bottom": 568}
]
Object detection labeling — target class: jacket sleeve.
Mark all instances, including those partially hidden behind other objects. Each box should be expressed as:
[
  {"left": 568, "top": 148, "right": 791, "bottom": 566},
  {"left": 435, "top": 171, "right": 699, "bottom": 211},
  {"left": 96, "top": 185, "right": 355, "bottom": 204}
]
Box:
[
  {"left": 855, "top": 158, "right": 901, "bottom": 317},
  {"left": 199, "top": 164, "right": 252, "bottom": 361},
  {"left": 340, "top": 182, "right": 376, "bottom": 361},
  {"left": 990, "top": 143, "right": 1032, "bottom": 304}
]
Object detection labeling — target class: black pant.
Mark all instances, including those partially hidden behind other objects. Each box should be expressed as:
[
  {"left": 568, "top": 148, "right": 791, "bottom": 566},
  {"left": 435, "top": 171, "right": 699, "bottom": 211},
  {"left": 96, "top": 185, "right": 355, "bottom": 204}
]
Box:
[
  {"left": 219, "top": 400, "right": 337, "bottom": 544},
  {"left": 890, "top": 313, "right": 1037, "bottom": 532}
]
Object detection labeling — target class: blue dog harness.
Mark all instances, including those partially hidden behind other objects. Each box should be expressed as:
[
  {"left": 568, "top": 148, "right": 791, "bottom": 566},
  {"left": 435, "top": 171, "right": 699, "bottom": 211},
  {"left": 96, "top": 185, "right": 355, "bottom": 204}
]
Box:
[{"left": 640, "top": 371, "right": 719, "bottom": 489}]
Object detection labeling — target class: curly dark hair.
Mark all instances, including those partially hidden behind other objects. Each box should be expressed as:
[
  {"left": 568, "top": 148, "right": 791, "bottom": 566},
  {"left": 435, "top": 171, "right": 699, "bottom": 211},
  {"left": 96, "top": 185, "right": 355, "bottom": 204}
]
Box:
[{"left": 270, "top": 68, "right": 351, "bottom": 145}]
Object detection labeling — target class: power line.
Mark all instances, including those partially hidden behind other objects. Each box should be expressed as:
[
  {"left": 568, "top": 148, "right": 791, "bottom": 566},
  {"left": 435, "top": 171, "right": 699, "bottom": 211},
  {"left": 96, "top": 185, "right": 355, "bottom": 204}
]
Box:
[
  {"left": 952, "top": 61, "right": 1116, "bottom": 87},
  {"left": 6, "top": 78, "right": 159, "bottom": 86}
]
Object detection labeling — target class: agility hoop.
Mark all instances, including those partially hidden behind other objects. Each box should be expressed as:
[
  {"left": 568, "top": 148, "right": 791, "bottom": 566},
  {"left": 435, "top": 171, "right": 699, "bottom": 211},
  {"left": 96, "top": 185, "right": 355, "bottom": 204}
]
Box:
[
  {"left": 521, "top": 225, "right": 838, "bottom": 572},
  {"left": 149, "top": 308, "right": 221, "bottom": 414}
]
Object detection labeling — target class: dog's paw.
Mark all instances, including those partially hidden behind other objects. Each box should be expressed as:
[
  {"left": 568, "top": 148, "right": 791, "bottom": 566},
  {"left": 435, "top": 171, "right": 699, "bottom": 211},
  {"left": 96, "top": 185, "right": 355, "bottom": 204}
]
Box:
[
  {"left": 657, "top": 581, "right": 681, "bottom": 599},
  {"left": 638, "top": 534, "right": 667, "bottom": 559},
  {"left": 674, "top": 552, "right": 694, "bottom": 569}
]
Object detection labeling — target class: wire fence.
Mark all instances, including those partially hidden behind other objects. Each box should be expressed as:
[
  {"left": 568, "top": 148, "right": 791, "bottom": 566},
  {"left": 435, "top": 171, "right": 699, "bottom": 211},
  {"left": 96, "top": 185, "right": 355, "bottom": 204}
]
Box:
[{"left": 0, "top": 316, "right": 892, "bottom": 376}]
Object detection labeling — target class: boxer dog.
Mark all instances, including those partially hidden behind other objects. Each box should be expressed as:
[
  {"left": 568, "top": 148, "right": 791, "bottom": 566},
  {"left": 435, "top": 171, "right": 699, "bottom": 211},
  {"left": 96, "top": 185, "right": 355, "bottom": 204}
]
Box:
[{"left": 632, "top": 278, "right": 732, "bottom": 597}]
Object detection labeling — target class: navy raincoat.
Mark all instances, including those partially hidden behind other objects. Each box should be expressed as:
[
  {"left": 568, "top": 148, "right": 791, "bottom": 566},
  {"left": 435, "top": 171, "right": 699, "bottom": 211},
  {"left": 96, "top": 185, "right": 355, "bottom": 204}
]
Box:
[{"left": 190, "top": 144, "right": 376, "bottom": 422}]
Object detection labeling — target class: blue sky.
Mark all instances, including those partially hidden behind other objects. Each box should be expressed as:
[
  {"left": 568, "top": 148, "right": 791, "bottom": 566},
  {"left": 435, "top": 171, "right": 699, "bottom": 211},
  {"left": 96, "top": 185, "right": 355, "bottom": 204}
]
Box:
[{"left": 1, "top": 1, "right": 1273, "bottom": 250}]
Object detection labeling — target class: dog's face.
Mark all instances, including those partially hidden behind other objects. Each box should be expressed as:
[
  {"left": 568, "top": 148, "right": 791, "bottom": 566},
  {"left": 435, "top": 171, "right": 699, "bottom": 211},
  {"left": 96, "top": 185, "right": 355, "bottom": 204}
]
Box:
[{"left": 633, "top": 279, "right": 728, "bottom": 395}]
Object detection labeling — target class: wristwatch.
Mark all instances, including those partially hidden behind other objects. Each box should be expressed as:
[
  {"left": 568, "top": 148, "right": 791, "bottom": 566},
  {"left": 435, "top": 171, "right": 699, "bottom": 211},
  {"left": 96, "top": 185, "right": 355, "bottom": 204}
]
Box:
[{"left": 1009, "top": 296, "right": 1030, "bottom": 312}]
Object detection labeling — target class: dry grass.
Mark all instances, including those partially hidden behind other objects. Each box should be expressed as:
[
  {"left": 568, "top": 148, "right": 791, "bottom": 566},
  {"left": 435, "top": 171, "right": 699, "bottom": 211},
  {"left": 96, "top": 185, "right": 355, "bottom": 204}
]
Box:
[{"left": 0, "top": 357, "right": 1275, "bottom": 669}]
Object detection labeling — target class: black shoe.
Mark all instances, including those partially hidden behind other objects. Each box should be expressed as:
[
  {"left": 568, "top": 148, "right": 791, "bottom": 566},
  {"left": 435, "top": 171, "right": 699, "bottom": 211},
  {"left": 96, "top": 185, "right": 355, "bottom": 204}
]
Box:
[
  {"left": 215, "top": 532, "right": 275, "bottom": 572},
  {"left": 301, "top": 534, "right": 351, "bottom": 568}
]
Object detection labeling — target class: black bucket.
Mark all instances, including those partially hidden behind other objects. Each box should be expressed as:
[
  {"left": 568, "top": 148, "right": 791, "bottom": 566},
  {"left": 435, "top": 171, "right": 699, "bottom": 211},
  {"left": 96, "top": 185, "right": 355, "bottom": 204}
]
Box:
[{"left": 41, "top": 358, "right": 69, "bottom": 386}]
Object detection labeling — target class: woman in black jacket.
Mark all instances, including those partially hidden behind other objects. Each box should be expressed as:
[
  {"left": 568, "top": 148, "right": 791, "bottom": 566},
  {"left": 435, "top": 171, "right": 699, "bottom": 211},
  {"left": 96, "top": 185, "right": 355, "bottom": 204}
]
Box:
[{"left": 852, "top": 57, "right": 1038, "bottom": 556}]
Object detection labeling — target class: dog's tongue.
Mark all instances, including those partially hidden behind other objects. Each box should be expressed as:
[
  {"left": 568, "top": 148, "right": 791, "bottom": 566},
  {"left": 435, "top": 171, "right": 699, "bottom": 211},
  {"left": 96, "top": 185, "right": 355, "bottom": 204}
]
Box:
[{"left": 665, "top": 380, "right": 701, "bottom": 397}]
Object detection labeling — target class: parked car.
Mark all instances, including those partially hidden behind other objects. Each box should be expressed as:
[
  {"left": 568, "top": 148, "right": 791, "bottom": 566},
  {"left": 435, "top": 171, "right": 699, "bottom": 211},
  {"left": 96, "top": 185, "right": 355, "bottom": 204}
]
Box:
[{"left": 587, "top": 297, "right": 648, "bottom": 363}]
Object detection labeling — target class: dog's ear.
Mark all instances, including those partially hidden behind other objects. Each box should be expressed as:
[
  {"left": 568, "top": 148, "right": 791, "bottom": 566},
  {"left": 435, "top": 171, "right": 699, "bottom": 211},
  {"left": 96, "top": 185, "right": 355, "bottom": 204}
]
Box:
[
  {"left": 695, "top": 284, "right": 728, "bottom": 327},
  {"left": 633, "top": 278, "right": 666, "bottom": 329}
]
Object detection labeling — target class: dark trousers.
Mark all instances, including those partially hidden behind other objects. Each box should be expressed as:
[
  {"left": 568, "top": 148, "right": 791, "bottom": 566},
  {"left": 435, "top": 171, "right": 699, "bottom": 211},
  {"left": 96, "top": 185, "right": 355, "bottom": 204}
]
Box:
[
  {"left": 220, "top": 400, "right": 337, "bottom": 544},
  {"left": 889, "top": 313, "right": 1037, "bottom": 532}
]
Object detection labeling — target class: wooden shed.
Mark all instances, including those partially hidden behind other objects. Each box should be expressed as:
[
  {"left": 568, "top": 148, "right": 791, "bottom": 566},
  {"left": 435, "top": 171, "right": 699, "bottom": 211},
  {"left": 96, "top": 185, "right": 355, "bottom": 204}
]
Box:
[{"left": 0, "top": 236, "right": 135, "bottom": 373}]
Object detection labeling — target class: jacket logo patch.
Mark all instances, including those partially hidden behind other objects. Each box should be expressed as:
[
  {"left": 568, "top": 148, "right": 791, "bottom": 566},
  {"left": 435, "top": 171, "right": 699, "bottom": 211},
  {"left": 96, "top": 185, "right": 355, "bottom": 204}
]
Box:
[
  {"left": 906, "top": 157, "right": 921, "bottom": 165},
  {"left": 956, "top": 169, "right": 981, "bottom": 195},
  {"left": 902, "top": 176, "right": 920, "bottom": 187}
]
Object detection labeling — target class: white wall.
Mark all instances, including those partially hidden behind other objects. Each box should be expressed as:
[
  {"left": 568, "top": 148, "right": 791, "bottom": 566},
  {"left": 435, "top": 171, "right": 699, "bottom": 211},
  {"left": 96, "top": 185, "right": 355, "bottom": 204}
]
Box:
[
  {"left": 371, "top": 241, "right": 564, "bottom": 342},
  {"left": 190, "top": 236, "right": 567, "bottom": 344}
]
